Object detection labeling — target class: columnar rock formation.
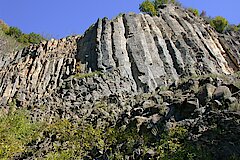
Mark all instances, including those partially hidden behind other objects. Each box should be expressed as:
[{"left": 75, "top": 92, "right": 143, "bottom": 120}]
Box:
[{"left": 0, "top": 5, "right": 239, "bottom": 106}]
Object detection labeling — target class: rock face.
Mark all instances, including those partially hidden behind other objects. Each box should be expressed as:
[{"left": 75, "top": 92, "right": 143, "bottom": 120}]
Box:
[
  {"left": 0, "top": 5, "right": 239, "bottom": 106},
  {"left": 0, "top": 36, "right": 79, "bottom": 105}
]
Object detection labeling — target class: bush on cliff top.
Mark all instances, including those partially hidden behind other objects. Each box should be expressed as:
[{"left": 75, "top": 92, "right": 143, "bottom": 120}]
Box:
[
  {"left": 188, "top": 8, "right": 199, "bottom": 16},
  {"left": 0, "top": 20, "right": 45, "bottom": 45},
  {"left": 210, "top": 16, "right": 229, "bottom": 33},
  {"left": 139, "top": 0, "right": 157, "bottom": 16},
  {"left": 139, "top": 0, "right": 178, "bottom": 16}
]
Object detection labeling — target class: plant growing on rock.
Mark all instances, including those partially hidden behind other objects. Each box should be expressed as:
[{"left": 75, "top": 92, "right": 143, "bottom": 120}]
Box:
[
  {"left": 73, "top": 71, "right": 102, "bottom": 79},
  {"left": 188, "top": 8, "right": 199, "bottom": 16},
  {"left": 0, "top": 20, "right": 9, "bottom": 33},
  {"left": 139, "top": 0, "right": 157, "bottom": 16},
  {"left": 1, "top": 21, "right": 45, "bottom": 45},
  {"left": 210, "top": 16, "right": 229, "bottom": 33},
  {"left": 139, "top": 0, "right": 181, "bottom": 16}
]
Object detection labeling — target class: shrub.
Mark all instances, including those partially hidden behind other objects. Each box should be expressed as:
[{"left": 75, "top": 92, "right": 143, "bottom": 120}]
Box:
[
  {"left": 226, "top": 24, "right": 240, "bottom": 32},
  {"left": 17, "top": 34, "right": 29, "bottom": 44},
  {"left": 5, "top": 26, "right": 22, "bottom": 38},
  {"left": 188, "top": 8, "right": 199, "bottom": 16},
  {"left": 0, "top": 21, "right": 45, "bottom": 45},
  {"left": 0, "top": 109, "right": 40, "bottom": 159},
  {"left": 210, "top": 16, "right": 229, "bottom": 33},
  {"left": 156, "top": 126, "right": 212, "bottom": 160},
  {"left": 139, "top": 0, "right": 180, "bottom": 16},
  {"left": 28, "top": 32, "right": 45, "bottom": 44},
  {"left": 0, "top": 20, "right": 9, "bottom": 33},
  {"left": 139, "top": 0, "right": 157, "bottom": 16}
]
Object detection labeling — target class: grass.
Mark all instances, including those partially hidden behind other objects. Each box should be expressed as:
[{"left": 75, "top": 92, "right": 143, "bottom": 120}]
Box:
[
  {"left": 73, "top": 71, "right": 102, "bottom": 79},
  {"left": 0, "top": 29, "right": 26, "bottom": 56}
]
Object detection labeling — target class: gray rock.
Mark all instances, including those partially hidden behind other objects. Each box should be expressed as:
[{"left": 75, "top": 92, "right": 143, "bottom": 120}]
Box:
[
  {"left": 176, "top": 98, "right": 199, "bottom": 120},
  {"left": 213, "top": 86, "right": 232, "bottom": 101},
  {"left": 197, "top": 83, "right": 216, "bottom": 105}
]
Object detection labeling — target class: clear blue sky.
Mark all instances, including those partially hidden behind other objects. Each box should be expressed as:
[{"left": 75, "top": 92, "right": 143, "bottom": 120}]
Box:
[{"left": 0, "top": 0, "right": 239, "bottom": 39}]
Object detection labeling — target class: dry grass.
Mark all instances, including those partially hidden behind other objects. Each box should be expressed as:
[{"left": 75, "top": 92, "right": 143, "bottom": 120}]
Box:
[{"left": 0, "top": 29, "right": 26, "bottom": 56}]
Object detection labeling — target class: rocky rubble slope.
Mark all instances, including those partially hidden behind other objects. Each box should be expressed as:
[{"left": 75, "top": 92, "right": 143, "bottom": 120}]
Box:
[{"left": 12, "top": 74, "right": 240, "bottom": 159}]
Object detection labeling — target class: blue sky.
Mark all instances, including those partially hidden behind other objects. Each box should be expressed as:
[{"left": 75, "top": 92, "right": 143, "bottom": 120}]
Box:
[{"left": 0, "top": 0, "right": 239, "bottom": 38}]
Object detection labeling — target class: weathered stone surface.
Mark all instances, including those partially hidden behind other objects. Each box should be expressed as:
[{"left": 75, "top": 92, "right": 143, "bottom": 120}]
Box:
[
  {"left": 0, "top": 5, "right": 239, "bottom": 108},
  {"left": 213, "top": 86, "right": 232, "bottom": 100},
  {"left": 197, "top": 83, "right": 216, "bottom": 105}
]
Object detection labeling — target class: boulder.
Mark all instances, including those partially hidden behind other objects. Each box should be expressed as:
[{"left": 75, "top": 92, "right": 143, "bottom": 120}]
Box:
[
  {"left": 197, "top": 83, "right": 216, "bottom": 105},
  {"left": 213, "top": 86, "right": 232, "bottom": 101},
  {"left": 175, "top": 97, "right": 199, "bottom": 120}
]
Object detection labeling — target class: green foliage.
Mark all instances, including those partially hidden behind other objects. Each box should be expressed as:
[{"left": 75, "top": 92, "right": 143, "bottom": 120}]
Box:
[
  {"left": 0, "top": 106, "right": 215, "bottom": 159},
  {"left": 43, "top": 119, "right": 117, "bottom": 159},
  {"left": 226, "top": 24, "right": 240, "bottom": 32},
  {"left": 188, "top": 8, "right": 199, "bottom": 16},
  {"left": 17, "top": 34, "right": 29, "bottom": 44},
  {"left": 0, "top": 21, "right": 45, "bottom": 45},
  {"left": 0, "top": 108, "right": 40, "bottom": 159},
  {"left": 73, "top": 71, "right": 102, "bottom": 79},
  {"left": 0, "top": 20, "right": 9, "bottom": 33},
  {"left": 6, "top": 27, "right": 22, "bottom": 38},
  {"left": 157, "top": 127, "right": 188, "bottom": 159},
  {"left": 139, "top": 0, "right": 180, "bottom": 16},
  {"left": 0, "top": 28, "right": 25, "bottom": 54},
  {"left": 210, "top": 16, "right": 229, "bottom": 33},
  {"left": 156, "top": 126, "right": 212, "bottom": 160},
  {"left": 28, "top": 32, "right": 45, "bottom": 44},
  {"left": 139, "top": 0, "right": 157, "bottom": 16}
]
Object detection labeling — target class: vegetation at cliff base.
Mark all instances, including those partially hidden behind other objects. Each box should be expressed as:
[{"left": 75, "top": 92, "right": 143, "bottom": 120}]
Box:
[
  {"left": 0, "top": 108, "right": 40, "bottom": 159},
  {"left": 0, "top": 106, "right": 212, "bottom": 159}
]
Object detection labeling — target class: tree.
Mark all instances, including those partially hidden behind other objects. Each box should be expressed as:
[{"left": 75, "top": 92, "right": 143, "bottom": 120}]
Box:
[
  {"left": 5, "top": 26, "right": 23, "bottom": 38},
  {"left": 210, "top": 16, "right": 229, "bottom": 33},
  {"left": 188, "top": 8, "right": 199, "bottom": 16},
  {"left": 28, "top": 32, "right": 45, "bottom": 44},
  {"left": 139, "top": 0, "right": 157, "bottom": 16}
]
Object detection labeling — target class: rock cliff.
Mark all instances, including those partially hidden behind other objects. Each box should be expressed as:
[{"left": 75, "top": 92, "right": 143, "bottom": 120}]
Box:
[{"left": 0, "top": 5, "right": 239, "bottom": 106}]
